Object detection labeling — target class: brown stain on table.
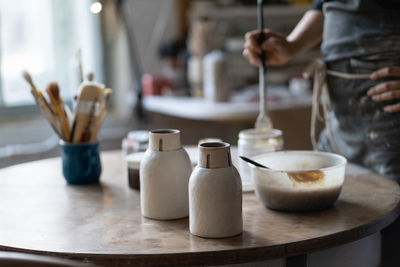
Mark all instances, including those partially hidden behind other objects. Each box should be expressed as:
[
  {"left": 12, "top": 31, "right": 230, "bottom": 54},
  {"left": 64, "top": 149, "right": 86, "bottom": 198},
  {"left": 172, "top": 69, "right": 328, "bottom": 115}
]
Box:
[{"left": 288, "top": 171, "right": 325, "bottom": 185}]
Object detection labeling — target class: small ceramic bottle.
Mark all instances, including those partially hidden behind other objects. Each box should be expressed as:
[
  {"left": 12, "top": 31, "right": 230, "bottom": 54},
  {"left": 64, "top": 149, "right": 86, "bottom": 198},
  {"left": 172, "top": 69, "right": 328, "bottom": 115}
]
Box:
[
  {"left": 140, "top": 129, "right": 192, "bottom": 220},
  {"left": 189, "top": 142, "right": 242, "bottom": 238}
]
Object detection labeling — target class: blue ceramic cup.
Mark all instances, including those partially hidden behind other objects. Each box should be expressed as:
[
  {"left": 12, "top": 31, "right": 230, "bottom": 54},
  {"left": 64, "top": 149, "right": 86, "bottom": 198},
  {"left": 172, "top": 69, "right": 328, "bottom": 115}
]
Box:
[{"left": 60, "top": 141, "right": 102, "bottom": 184}]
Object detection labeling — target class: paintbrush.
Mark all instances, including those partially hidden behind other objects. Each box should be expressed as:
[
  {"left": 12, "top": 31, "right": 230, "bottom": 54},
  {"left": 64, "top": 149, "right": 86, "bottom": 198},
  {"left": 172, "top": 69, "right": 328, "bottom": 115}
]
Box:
[
  {"left": 37, "top": 90, "right": 64, "bottom": 138},
  {"left": 71, "top": 82, "right": 104, "bottom": 143},
  {"left": 63, "top": 104, "right": 73, "bottom": 126},
  {"left": 75, "top": 48, "right": 84, "bottom": 83},
  {"left": 89, "top": 88, "right": 112, "bottom": 142},
  {"left": 22, "top": 71, "right": 39, "bottom": 92},
  {"left": 46, "top": 82, "right": 71, "bottom": 141},
  {"left": 22, "top": 71, "right": 63, "bottom": 138}
]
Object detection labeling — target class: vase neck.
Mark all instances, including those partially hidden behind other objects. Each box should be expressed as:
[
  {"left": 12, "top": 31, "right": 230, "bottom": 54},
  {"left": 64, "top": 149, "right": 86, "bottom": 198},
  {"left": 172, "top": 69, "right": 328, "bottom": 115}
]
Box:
[
  {"left": 198, "top": 142, "right": 232, "bottom": 169},
  {"left": 149, "top": 129, "right": 181, "bottom": 151}
]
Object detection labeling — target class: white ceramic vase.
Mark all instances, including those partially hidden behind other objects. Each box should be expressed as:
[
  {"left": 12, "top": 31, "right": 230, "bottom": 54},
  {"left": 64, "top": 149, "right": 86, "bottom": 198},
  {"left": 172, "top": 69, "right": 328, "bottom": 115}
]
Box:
[
  {"left": 140, "top": 129, "right": 192, "bottom": 220},
  {"left": 189, "top": 142, "right": 242, "bottom": 238}
]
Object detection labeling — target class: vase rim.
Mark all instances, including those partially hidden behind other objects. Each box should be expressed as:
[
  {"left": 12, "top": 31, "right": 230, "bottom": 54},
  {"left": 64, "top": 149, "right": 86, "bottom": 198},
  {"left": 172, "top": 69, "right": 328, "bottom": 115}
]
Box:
[
  {"left": 198, "top": 142, "right": 231, "bottom": 168},
  {"left": 199, "top": 141, "right": 230, "bottom": 149},
  {"left": 150, "top": 129, "right": 180, "bottom": 135},
  {"left": 149, "top": 129, "right": 181, "bottom": 151}
]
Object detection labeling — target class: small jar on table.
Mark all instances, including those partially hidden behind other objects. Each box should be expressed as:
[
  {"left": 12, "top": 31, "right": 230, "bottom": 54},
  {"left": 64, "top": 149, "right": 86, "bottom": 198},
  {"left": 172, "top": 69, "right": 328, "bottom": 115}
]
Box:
[{"left": 238, "top": 128, "right": 284, "bottom": 186}]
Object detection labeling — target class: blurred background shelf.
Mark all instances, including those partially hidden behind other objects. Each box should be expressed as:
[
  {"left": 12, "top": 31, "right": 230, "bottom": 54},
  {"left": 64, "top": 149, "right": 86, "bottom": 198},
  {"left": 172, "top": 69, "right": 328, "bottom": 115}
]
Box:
[{"left": 0, "top": 0, "right": 319, "bottom": 168}]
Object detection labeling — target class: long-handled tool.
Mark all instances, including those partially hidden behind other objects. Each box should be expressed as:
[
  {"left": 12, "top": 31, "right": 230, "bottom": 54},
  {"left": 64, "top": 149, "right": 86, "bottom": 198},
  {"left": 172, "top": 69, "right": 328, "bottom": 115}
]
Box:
[
  {"left": 46, "top": 82, "right": 70, "bottom": 141},
  {"left": 22, "top": 71, "right": 63, "bottom": 138},
  {"left": 254, "top": 0, "right": 273, "bottom": 131},
  {"left": 70, "top": 82, "right": 104, "bottom": 143},
  {"left": 89, "top": 88, "right": 112, "bottom": 142}
]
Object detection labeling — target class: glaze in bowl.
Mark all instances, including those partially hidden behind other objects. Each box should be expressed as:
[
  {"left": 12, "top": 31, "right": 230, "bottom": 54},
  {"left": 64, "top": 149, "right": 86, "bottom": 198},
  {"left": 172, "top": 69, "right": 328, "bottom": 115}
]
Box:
[{"left": 250, "top": 151, "right": 347, "bottom": 211}]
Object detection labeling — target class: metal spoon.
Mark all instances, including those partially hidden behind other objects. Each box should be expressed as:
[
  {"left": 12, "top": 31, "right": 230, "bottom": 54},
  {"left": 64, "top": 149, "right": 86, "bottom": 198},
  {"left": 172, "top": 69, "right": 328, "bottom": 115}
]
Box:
[
  {"left": 239, "top": 156, "right": 270, "bottom": 169},
  {"left": 255, "top": 0, "right": 273, "bottom": 131}
]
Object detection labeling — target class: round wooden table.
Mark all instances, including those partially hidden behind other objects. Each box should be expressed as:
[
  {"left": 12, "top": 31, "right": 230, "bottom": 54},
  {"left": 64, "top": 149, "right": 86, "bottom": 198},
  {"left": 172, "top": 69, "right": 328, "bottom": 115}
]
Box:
[{"left": 0, "top": 150, "right": 399, "bottom": 266}]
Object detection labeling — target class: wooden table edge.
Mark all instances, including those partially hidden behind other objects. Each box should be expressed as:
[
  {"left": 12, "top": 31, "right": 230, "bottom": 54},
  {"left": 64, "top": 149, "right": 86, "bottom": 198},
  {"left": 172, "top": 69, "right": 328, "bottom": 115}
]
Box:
[{"left": 1, "top": 199, "right": 399, "bottom": 266}]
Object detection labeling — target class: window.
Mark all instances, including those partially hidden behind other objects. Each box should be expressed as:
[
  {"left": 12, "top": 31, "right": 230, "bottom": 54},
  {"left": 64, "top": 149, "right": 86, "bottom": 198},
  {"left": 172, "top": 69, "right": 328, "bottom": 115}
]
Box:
[{"left": 0, "top": 0, "right": 103, "bottom": 109}]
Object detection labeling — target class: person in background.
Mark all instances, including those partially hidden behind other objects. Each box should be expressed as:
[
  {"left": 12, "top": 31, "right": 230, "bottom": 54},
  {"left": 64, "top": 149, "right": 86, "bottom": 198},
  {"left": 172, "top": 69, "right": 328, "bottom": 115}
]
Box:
[{"left": 243, "top": 0, "right": 400, "bottom": 266}]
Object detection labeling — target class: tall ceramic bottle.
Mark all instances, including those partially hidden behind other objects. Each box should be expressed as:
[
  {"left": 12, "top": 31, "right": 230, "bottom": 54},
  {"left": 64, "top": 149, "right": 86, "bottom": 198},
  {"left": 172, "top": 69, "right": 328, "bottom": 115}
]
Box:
[
  {"left": 140, "top": 129, "right": 192, "bottom": 220},
  {"left": 189, "top": 142, "right": 242, "bottom": 238}
]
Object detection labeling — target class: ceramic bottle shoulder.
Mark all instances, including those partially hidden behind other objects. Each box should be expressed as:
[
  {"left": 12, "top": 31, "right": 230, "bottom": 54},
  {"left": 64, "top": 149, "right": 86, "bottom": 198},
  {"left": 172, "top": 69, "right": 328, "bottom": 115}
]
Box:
[
  {"left": 141, "top": 147, "right": 191, "bottom": 165},
  {"left": 190, "top": 165, "right": 242, "bottom": 189}
]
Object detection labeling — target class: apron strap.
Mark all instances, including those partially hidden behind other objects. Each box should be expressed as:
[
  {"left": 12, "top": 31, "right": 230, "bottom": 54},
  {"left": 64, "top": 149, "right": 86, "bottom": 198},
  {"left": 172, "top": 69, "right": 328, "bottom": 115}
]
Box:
[{"left": 303, "top": 58, "right": 372, "bottom": 154}]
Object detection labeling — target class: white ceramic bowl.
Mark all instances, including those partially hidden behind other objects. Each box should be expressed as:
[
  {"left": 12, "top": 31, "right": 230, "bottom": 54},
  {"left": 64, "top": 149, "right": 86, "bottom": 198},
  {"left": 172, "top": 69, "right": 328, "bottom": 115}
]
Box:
[{"left": 250, "top": 150, "right": 347, "bottom": 211}]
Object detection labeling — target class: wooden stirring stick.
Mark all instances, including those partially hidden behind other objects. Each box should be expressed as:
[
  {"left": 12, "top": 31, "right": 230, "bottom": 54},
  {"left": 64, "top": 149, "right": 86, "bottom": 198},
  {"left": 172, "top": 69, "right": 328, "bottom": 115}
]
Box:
[
  {"left": 71, "top": 82, "right": 104, "bottom": 143},
  {"left": 22, "top": 71, "right": 63, "bottom": 138},
  {"left": 89, "top": 89, "right": 112, "bottom": 142},
  {"left": 46, "top": 82, "right": 70, "bottom": 141}
]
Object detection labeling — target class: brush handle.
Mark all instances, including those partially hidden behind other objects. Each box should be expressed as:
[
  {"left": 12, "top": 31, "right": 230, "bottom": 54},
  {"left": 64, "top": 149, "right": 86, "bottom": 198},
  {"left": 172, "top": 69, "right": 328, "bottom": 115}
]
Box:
[
  {"left": 73, "top": 101, "right": 99, "bottom": 143},
  {"left": 24, "top": 72, "right": 63, "bottom": 138},
  {"left": 57, "top": 103, "right": 71, "bottom": 141},
  {"left": 240, "top": 156, "right": 269, "bottom": 169},
  {"left": 72, "top": 83, "right": 104, "bottom": 143},
  {"left": 33, "top": 91, "right": 63, "bottom": 138},
  {"left": 88, "top": 92, "right": 111, "bottom": 142},
  {"left": 48, "top": 94, "right": 70, "bottom": 141}
]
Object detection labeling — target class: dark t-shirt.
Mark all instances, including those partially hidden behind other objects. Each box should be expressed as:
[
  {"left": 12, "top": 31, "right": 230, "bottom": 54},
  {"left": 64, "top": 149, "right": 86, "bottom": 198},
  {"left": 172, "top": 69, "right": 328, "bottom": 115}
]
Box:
[
  {"left": 311, "top": 0, "right": 400, "bottom": 10},
  {"left": 309, "top": 0, "right": 400, "bottom": 61},
  {"left": 310, "top": 0, "right": 323, "bottom": 10}
]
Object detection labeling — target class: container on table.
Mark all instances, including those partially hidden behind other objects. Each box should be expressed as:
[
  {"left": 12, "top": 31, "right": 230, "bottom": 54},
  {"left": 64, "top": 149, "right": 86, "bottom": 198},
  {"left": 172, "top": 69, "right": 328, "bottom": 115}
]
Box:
[
  {"left": 123, "top": 130, "right": 149, "bottom": 189},
  {"left": 121, "top": 130, "right": 149, "bottom": 156},
  {"left": 140, "top": 129, "right": 192, "bottom": 220},
  {"left": 126, "top": 153, "right": 143, "bottom": 190},
  {"left": 250, "top": 150, "right": 347, "bottom": 211},
  {"left": 60, "top": 141, "right": 102, "bottom": 185},
  {"left": 238, "top": 128, "right": 283, "bottom": 186},
  {"left": 189, "top": 142, "right": 242, "bottom": 238}
]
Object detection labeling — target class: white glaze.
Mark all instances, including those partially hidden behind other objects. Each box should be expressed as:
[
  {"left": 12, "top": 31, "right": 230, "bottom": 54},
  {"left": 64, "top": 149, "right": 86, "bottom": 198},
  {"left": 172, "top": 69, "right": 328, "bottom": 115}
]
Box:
[
  {"left": 140, "top": 130, "right": 192, "bottom": 220},
  {"left": 189, "top": 142, "right": 242, "bottom": 238}
]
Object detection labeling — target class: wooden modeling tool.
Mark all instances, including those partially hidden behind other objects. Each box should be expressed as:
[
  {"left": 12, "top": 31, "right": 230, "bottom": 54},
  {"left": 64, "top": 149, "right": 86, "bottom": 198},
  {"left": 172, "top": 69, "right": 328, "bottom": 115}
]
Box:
[
  {"left": 63, "top": 104, "right": 74, "bottom": 126},
  {"left": 71, "top": 82, "right": 104, "bottom": 143},
  {"left": 22, "top": 71, "right": 63, "bottom": 138},
  {"left": 89, "top": 88, "right": 112, "bottom": 142},
  {"left": 46, "top": 82, "right": 70, "bottom": 141}
]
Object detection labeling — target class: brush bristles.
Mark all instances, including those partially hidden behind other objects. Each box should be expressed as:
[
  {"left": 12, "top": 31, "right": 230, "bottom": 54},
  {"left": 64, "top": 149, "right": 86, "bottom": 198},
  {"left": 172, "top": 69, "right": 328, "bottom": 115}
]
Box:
[
  {"left": 104, "top": 89, "right": 112, "bottom": 97},
  {"left": 78, "top": 82, "right": 104, "bottom": 101},
  {"left": 46, "top": 82, "right": 60, "bottom": 100},
  {"left": 22, "top": 71, "right": 35, "bottom": 88},
  {"left": 22, "top": 71, "right": 32, "bottom": 83},
  {"left": 102, "top": 89, "right": 112, "bottom": 103}
]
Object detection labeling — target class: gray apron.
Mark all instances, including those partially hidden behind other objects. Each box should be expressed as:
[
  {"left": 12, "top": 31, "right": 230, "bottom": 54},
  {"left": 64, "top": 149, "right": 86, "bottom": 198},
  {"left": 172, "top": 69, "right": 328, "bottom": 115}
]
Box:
[{"left": 313, "top": 0, "right": 400, "bottom": 182}]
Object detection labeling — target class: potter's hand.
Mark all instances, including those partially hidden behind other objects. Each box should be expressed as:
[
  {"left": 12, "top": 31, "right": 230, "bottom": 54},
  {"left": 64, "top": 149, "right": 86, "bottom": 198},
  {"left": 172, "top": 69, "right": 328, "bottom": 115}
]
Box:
[
  {"left": 368, "top": 67, "right": 400, "bottom": 113},
  {"left": 243, "top": 29, "right": 295, "bottom": 67}
]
